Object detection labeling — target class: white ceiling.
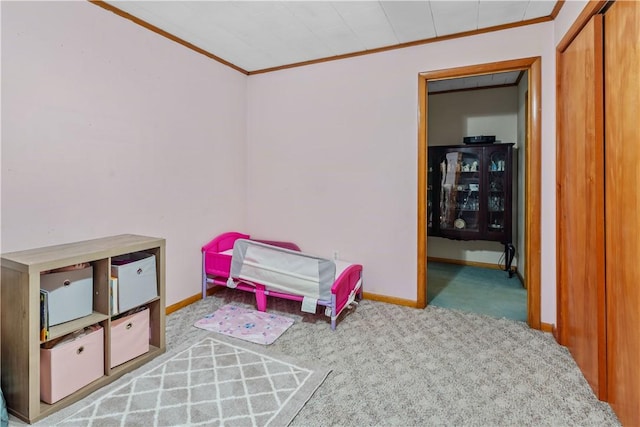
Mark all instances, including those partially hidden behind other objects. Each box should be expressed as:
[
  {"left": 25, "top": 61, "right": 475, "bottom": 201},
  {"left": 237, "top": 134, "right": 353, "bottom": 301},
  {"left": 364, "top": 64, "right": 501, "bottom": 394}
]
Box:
[
  {"left": 103, "top": 1, "right": 559, "bottom": 74},
  {"left": 428, "top": 70, "right": 522, "bottom": 93}
]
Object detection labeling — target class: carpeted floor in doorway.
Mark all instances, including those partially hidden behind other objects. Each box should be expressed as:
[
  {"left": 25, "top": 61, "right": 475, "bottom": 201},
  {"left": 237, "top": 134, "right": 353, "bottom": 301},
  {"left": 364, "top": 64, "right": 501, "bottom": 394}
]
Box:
[{"left": 427, "top": 261, "right": 527, "bottom": 321}]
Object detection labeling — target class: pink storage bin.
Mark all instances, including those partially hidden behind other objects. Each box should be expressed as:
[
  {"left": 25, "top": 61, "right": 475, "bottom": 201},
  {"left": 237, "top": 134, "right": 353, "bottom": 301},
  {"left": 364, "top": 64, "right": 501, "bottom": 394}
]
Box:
[
  {"left": 110, "top": 308, "right": 149, "bottom": 368},
  {"left": 40, "top": 327, "right": 104, "bottom": 404}
]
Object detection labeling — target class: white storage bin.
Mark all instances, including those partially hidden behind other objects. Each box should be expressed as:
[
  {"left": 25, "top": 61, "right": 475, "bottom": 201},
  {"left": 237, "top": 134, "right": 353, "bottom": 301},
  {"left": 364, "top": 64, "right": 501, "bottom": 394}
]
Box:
[
  {"left": 111, "top": 253, "right": 158, "bottom": 313},
  {"left": 40, "top": 326, "right": 104, "bottom": 404},
  {"left": 110, "top": 308, "right": 149, "bottom": 368},
  {"left": 40, "top": 266, "right": 93, "bottom": 326}
]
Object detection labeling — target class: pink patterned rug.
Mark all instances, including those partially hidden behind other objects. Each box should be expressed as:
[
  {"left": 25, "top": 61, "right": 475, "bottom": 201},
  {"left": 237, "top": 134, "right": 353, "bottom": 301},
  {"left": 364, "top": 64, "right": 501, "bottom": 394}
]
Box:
[{"left": 194, "top": 304, "right": 295, "bottom": 345}]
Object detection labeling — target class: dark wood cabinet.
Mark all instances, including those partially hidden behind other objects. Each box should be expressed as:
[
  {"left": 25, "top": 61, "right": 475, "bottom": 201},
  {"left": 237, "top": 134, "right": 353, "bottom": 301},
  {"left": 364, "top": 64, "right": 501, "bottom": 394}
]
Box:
[{"left": 428, "top": 143, "right": 516, "bottom": 273}]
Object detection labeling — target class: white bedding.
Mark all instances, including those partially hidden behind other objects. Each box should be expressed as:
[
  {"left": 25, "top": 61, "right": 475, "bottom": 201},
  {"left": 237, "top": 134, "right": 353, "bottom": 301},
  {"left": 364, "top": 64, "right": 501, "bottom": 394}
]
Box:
[{"left": 229, "top": 239, "right": 350, "bottom": 301}]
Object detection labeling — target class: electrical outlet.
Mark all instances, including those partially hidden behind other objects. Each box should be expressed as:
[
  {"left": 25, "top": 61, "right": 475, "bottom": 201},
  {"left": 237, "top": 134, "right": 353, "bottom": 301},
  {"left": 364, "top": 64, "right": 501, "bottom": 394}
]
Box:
[{"left": 333, "top": 250, "right": 339, "bottom": 260}]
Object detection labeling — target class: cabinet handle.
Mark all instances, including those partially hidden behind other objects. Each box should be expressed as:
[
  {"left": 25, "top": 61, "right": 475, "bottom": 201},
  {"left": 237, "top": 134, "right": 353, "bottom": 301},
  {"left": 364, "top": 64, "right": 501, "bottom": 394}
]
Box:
[
  {"left": 76, "top": 346, "right": 84, "bottom": 355},
  {"left": 137, "top": 268, "right": 143, "bottom": 275},
  {"left": 63, "top": 279, "right": 71, "bottom": 287},
  {"left": 126, "top": 322, "right": 133, "bottom": 330}
]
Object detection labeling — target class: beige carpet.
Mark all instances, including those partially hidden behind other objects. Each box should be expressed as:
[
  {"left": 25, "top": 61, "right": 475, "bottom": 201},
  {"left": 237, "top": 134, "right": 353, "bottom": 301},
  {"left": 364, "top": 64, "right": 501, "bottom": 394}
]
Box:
[
  {"left": 202, "top": 289, "right": 620, "bottom": 426},
  {"left": 13, "top": 288, "right": 621, "bottom": 426},
  {"left": 32, "top": 333, "right": 330, "bottom": 427}
]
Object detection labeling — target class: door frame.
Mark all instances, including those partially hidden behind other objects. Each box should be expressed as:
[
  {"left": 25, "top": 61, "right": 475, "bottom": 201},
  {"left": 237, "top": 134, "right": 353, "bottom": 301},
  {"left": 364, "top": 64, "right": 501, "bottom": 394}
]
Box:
[{"left": 417, "top": 57, "right": 542, "bottom": 329}]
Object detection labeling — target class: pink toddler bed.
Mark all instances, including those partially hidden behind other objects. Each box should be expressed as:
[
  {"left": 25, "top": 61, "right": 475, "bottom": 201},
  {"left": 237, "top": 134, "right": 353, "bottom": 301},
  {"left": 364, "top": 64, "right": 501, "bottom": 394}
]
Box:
[{"left": 201, "top": 232, "right": 363, "bottom": 330}]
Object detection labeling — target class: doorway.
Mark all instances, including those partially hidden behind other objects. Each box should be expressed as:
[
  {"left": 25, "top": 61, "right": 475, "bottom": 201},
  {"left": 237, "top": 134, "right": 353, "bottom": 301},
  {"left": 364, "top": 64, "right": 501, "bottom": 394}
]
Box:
[
  {"left": 417, "top": 58, "right": 542, "bottom": 329},
  {"left": 427, "top": 72, "right": 526, "bottom": 321}
]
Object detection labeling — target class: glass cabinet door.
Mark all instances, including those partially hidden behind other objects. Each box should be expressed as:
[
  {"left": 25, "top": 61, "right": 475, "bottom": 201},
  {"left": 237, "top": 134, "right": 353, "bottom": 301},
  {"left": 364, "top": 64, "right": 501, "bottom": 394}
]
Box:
[
  {"left": 437, "top": 149, "right": 481, "bottom": 232},
  {"left": 487, "top": 149, "right": 507, "bottom": 232}
]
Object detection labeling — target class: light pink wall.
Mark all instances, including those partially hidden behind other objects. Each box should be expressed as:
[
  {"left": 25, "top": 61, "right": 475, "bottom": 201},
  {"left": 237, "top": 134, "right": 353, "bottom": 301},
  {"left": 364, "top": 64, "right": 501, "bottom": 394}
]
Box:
[
  {"left": 554, "top": 0, "right": 589, "bottom": 44},
  {"left": 1, "top": 2, "right": 589, "bottom": 323},
  {"left": 1, "top": 2, "right": 247, "bottom": 305},
  {"left": 247, "top": 22, "right": 558, "bottom": 322}
]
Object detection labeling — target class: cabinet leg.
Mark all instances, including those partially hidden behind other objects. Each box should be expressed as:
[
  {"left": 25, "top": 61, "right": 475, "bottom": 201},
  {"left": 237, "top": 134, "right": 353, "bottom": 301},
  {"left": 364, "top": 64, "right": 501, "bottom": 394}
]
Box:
[{"left": 505, "top": 243, "right": 515, "bottom": 277}]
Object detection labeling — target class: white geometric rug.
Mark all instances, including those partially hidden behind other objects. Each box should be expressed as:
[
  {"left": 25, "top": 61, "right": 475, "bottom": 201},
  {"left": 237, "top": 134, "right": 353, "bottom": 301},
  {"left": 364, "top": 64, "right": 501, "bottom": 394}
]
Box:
[{"left": 35, "top": 334, "right": 331, "bottom": 427}]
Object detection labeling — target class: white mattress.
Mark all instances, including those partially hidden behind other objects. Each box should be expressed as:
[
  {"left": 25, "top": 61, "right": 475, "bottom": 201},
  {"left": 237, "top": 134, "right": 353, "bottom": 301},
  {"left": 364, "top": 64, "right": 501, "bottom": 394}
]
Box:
[{"left": 230, "top": 239, "right": 353, "bottom": 301}]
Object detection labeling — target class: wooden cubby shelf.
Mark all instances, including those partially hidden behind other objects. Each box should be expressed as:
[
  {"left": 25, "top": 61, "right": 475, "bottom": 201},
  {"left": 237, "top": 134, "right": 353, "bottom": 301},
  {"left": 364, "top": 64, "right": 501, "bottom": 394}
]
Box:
[{"left": 0, "top": 234, "right": 166, "bottom": 424}]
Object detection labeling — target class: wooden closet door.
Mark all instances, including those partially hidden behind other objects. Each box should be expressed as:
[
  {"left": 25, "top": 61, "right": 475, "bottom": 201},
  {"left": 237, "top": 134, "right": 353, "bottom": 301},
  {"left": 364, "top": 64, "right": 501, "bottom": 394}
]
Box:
[
  {"left": 604, "top": 1, "right": 640, "bottom": 424},
  {"left": 556, "top": 15, "right": 606, "bottom": 399}
]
